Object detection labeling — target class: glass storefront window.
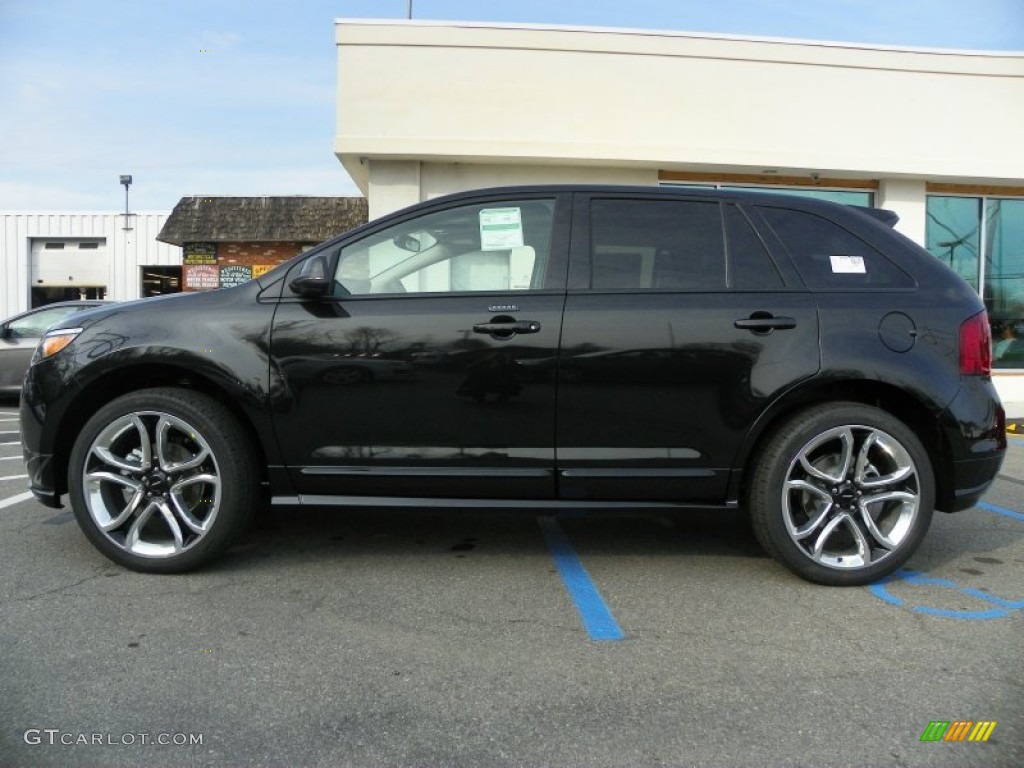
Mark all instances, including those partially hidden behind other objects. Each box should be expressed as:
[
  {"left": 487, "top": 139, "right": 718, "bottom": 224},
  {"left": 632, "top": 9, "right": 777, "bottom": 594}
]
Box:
[
  {"left": 660, "top": 183, "right": 873, "bottom": 207},
  {"left": 927, "top": 194, "right": 1024, "bottom": 369},
  {"left": 925, "top": 196, "right": 982, "bottom": 291},
  {"left": 984, "top": 198, "right": 1024, "bottom": 368},
  {"left": 728, "top": 187, "right": 873, "bottom": 207}
]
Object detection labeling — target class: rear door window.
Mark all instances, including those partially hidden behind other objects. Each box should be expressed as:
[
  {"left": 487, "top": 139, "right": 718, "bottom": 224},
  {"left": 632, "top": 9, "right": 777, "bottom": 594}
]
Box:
[{"left": 588, "top": 199, "right": 725, "bottom": 291}]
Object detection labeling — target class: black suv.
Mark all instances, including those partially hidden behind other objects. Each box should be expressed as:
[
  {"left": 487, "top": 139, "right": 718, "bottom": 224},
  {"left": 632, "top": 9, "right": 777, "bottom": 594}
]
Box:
[{"left": 20, "top": 186, "right": 1006, "bottom": 584}]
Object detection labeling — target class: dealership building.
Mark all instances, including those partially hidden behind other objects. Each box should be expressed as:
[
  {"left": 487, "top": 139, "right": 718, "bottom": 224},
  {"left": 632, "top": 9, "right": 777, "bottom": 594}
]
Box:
[
  {"left": 333, "top": 19, "right": 1024, "bottom": 402},
  {"left": 1, "top": 19, "right": 1021, "bottom": 403}
]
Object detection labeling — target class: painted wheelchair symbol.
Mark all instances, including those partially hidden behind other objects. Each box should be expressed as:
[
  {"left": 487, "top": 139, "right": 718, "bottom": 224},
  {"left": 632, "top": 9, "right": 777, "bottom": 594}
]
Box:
[{"left": 870, "top": 569, "right": 1024, "bottom": 620}]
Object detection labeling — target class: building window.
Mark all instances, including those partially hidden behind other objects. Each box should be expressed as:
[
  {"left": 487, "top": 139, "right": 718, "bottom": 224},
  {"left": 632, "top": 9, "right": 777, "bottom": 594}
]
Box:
[
  {"left": 927, "top": 194, "right": 1024, "bottom": 369},
  {"left": 725, "top": 186, "right": 873, "bottom": 207},
  {"left": 661, "top": 182, "right": 874, "bottom": 208},
  {"left": 925, "top": 196, "right": 981, "bottom": 291}
]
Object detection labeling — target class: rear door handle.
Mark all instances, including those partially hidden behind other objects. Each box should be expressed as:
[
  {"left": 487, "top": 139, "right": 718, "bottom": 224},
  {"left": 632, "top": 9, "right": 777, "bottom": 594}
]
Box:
[{"left": 734, "top": 314, "right": 797, "bottom": 333}]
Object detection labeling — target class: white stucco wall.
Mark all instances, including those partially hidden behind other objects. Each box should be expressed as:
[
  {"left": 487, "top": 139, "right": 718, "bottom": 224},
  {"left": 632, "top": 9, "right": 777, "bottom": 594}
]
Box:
[{"left": 335, "top": 20, "right": 1024, "bottom": 196}]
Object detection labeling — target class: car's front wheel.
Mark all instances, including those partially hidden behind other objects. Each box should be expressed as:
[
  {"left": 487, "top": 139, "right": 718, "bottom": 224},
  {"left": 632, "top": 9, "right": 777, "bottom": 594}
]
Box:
[
  {"left": 68, "top": 388, "right": 256, "bottom": 573},
  {"left": 747, "top": 403, "right": 934, "bottom": 586}
]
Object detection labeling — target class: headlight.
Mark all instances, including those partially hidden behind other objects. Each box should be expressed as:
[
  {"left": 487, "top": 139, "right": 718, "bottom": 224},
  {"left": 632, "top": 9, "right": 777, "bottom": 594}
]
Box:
[{"left": 35, "top": 327, "right": 83, "bottom": 362}]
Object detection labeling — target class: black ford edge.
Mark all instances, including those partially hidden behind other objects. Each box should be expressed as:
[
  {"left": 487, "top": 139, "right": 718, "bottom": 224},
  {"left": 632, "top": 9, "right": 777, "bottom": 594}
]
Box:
[{"left": 20, "top": 186, "right": 1006, "bottom": 584}]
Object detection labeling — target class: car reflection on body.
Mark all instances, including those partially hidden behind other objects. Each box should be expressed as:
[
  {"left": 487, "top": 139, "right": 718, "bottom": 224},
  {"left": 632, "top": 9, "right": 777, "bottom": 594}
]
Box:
[
  {"left": 278, "top": 353, "right": 414, "bottom": 387},
  {"left": 319, "top": 353, "right": 414, "bottom": 385}
]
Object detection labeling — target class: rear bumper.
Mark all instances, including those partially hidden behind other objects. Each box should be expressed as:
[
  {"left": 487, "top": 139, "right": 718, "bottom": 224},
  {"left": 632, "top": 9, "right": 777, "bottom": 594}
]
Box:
[
  {"left": 936, "top": 378, "right": 1006, "bottom": 512},
  {"left": 944, "top": 454, "right": 1004, "bottom": 512}
]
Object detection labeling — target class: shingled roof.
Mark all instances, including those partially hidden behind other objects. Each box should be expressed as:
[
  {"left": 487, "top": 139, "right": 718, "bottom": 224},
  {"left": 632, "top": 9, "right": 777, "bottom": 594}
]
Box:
[{"left": 157, "top": 196, "right": 368, "bottom": 246}]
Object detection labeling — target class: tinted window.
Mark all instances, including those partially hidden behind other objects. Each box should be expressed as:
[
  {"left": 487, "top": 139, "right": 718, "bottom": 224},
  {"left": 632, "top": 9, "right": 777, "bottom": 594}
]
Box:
[
  {"left": 333, "top": 199, "right": 555, "bottom": 296},
  {"left": 724, "top": 205, "right": 784, "bottom": 289},
  {"left": 589, "top": 199, "right": 725, "bottom": 291},
  {"left": 759, "top": 207, "right": 914, "bottom": 290}
]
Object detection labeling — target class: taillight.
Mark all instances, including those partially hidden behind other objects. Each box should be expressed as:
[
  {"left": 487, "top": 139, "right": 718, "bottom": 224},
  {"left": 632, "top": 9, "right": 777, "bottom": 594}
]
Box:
[{"left": 959, "top": 311, "right": 992, "bottom": 376}]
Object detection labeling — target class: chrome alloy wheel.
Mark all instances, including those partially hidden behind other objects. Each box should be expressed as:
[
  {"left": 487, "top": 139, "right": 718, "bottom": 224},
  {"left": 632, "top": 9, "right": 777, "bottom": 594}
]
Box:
[
  {"left": 782, "top": 425, "right": 920, "bottom": 570},
  {"left": 81, "top": 411, "right": 221, "bottom": 558}
]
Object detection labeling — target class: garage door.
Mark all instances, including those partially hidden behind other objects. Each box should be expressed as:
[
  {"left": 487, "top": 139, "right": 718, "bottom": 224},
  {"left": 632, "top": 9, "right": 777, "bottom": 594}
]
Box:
[{"left": 30, "top": 238, "right": 109, "bottom": 287}]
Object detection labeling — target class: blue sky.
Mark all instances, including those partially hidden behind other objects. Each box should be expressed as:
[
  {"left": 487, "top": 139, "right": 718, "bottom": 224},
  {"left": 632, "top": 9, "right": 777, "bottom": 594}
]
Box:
[{"left": 1, "top": 0, "right": 1022, "bottom": 211}]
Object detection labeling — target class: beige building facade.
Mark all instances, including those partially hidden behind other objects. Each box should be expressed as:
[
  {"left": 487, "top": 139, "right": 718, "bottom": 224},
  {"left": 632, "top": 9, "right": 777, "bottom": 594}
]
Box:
[{"left": 334, "top": 19, "right": 1024, "bottom": 401}]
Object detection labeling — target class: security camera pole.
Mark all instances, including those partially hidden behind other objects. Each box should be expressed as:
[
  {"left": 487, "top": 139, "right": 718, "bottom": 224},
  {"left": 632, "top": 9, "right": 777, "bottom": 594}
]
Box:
[{"left": 120, "top": 174, "right": 133, "bottom": 231}]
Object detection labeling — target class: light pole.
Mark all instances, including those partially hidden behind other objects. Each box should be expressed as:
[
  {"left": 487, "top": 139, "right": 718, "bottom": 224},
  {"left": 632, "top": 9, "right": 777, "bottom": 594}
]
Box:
[
  {"left": 119, "top": 174, "right": 133, "bottom": 231},
  {"left": 406, "top": 1, "right": 412, "bottom": 19}
]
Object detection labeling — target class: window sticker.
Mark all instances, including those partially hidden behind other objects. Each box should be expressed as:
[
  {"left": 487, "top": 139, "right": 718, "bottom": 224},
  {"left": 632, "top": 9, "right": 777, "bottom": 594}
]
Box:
[
  {"left": 829, "top": 255, "right": 867, "bottom": 274},
  {"left": 480, "top": 207, "right": 524, "bottom": 251}
]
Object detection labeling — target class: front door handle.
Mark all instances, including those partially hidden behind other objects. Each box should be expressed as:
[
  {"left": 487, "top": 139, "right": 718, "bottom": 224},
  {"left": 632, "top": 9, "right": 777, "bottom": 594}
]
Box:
[
  {"left": 734, "top": 314, "right": 797, "bottom": 334},
  {"left": 473, "top": 320, "right": 542, "bottom": 337}
]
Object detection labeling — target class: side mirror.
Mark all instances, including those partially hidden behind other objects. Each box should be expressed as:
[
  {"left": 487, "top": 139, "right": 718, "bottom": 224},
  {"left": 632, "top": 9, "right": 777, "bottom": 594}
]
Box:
[
  {"left": 289, "top": 275, "right": 332, "bottom": 298},
  {"left": 392, "top": 234, "right": 422, "bottom": 253},
  {"left": 289, "top": 253, "right": 333, "bottom": 299}
]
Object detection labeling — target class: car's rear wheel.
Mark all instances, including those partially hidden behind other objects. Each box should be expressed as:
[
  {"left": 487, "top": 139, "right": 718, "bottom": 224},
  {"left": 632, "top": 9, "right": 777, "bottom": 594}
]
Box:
[
  {"left": 747, "top": 403, "right": 934, "bottom": 586},
  {"left": 68, "top": 388, "right": 256, "bottom": 573}
]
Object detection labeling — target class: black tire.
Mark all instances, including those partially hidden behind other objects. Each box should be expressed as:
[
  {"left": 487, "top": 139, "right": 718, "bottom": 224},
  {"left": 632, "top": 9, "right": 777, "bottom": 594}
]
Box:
[
  {"left": 68, "top": 387, "right": 257, "bottom": 573},
  {"left": 746, "top": 403, "right": 934, "bottom": 586}
]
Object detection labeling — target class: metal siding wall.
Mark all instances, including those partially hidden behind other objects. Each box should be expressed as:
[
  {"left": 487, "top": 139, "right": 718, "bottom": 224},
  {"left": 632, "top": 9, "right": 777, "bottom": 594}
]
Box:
[
  {"left": 1, "top": 214, "right": 35, "bottom": 318},
  {"left": 0, "top": 212, "right": 181, "bottom": 317}
]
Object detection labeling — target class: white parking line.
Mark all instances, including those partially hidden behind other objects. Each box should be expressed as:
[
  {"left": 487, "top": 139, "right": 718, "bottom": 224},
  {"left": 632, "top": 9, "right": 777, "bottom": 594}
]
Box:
[
  {"left": 0, "top": 441, "right": 21, "bottom": 446},
  {"left": 0, "top": 491, "right": 34, "bottom": 510},
  {"left": 0, "top": 474, "right": 28, "bottom": 482},
  {"left": 0, "top": 456, "right": 24, "bottom": 461}
]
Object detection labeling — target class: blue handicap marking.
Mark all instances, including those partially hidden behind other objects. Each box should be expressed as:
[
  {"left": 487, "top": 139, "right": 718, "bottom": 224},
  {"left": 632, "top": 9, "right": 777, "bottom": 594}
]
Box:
[{"left": 869, "top": 568, "right": 1024, "bottom": 620}]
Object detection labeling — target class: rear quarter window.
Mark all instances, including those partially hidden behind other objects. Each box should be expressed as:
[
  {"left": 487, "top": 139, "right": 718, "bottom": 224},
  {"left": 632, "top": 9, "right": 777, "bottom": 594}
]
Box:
[{"left": 758, "top": 207, "right": 915, "bottom": 291}]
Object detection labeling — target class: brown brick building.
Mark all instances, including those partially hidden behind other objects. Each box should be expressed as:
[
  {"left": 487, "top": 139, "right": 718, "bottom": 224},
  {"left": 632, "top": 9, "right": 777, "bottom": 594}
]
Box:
[{"left": 157, "top": 196, "right": 368, "bottom": 292}]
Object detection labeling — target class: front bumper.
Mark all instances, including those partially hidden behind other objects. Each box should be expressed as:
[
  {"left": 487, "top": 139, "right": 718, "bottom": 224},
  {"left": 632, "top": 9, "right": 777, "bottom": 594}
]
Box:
[
  {"left": 19, "top": 368, "right": 65, "bottom": 509},
  {"left": 22, "top": 447, "right": 62, "bottom": 508}
]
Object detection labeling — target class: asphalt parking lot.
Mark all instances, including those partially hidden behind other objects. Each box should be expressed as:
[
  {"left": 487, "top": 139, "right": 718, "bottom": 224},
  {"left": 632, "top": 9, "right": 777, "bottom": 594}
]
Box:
[{"left": 0, "top": 401, "right": 1021, "bottom": 767}]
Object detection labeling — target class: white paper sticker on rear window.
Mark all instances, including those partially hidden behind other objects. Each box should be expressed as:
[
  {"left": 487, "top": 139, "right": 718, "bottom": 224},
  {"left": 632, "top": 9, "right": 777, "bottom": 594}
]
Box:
[
  {"left": 480, "top": 207, "right": 524, "bottom": 251},
  {"left": 829, "top": 255, "right": 867, "bottom": 274}
]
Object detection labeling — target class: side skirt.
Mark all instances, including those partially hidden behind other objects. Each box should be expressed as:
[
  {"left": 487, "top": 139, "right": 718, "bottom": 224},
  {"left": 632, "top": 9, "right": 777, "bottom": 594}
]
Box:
[{"left": 271, "top": 494, "right": 737, "bottom": 512}]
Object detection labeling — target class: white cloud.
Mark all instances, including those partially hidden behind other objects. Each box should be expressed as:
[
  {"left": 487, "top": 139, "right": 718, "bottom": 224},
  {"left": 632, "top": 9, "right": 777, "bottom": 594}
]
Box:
[
  {"left": 0, "top": 180, "right": 112, "bottom": 211},
  {"left": 196, "top": 30, "right": 244, "bottom": 50}
]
